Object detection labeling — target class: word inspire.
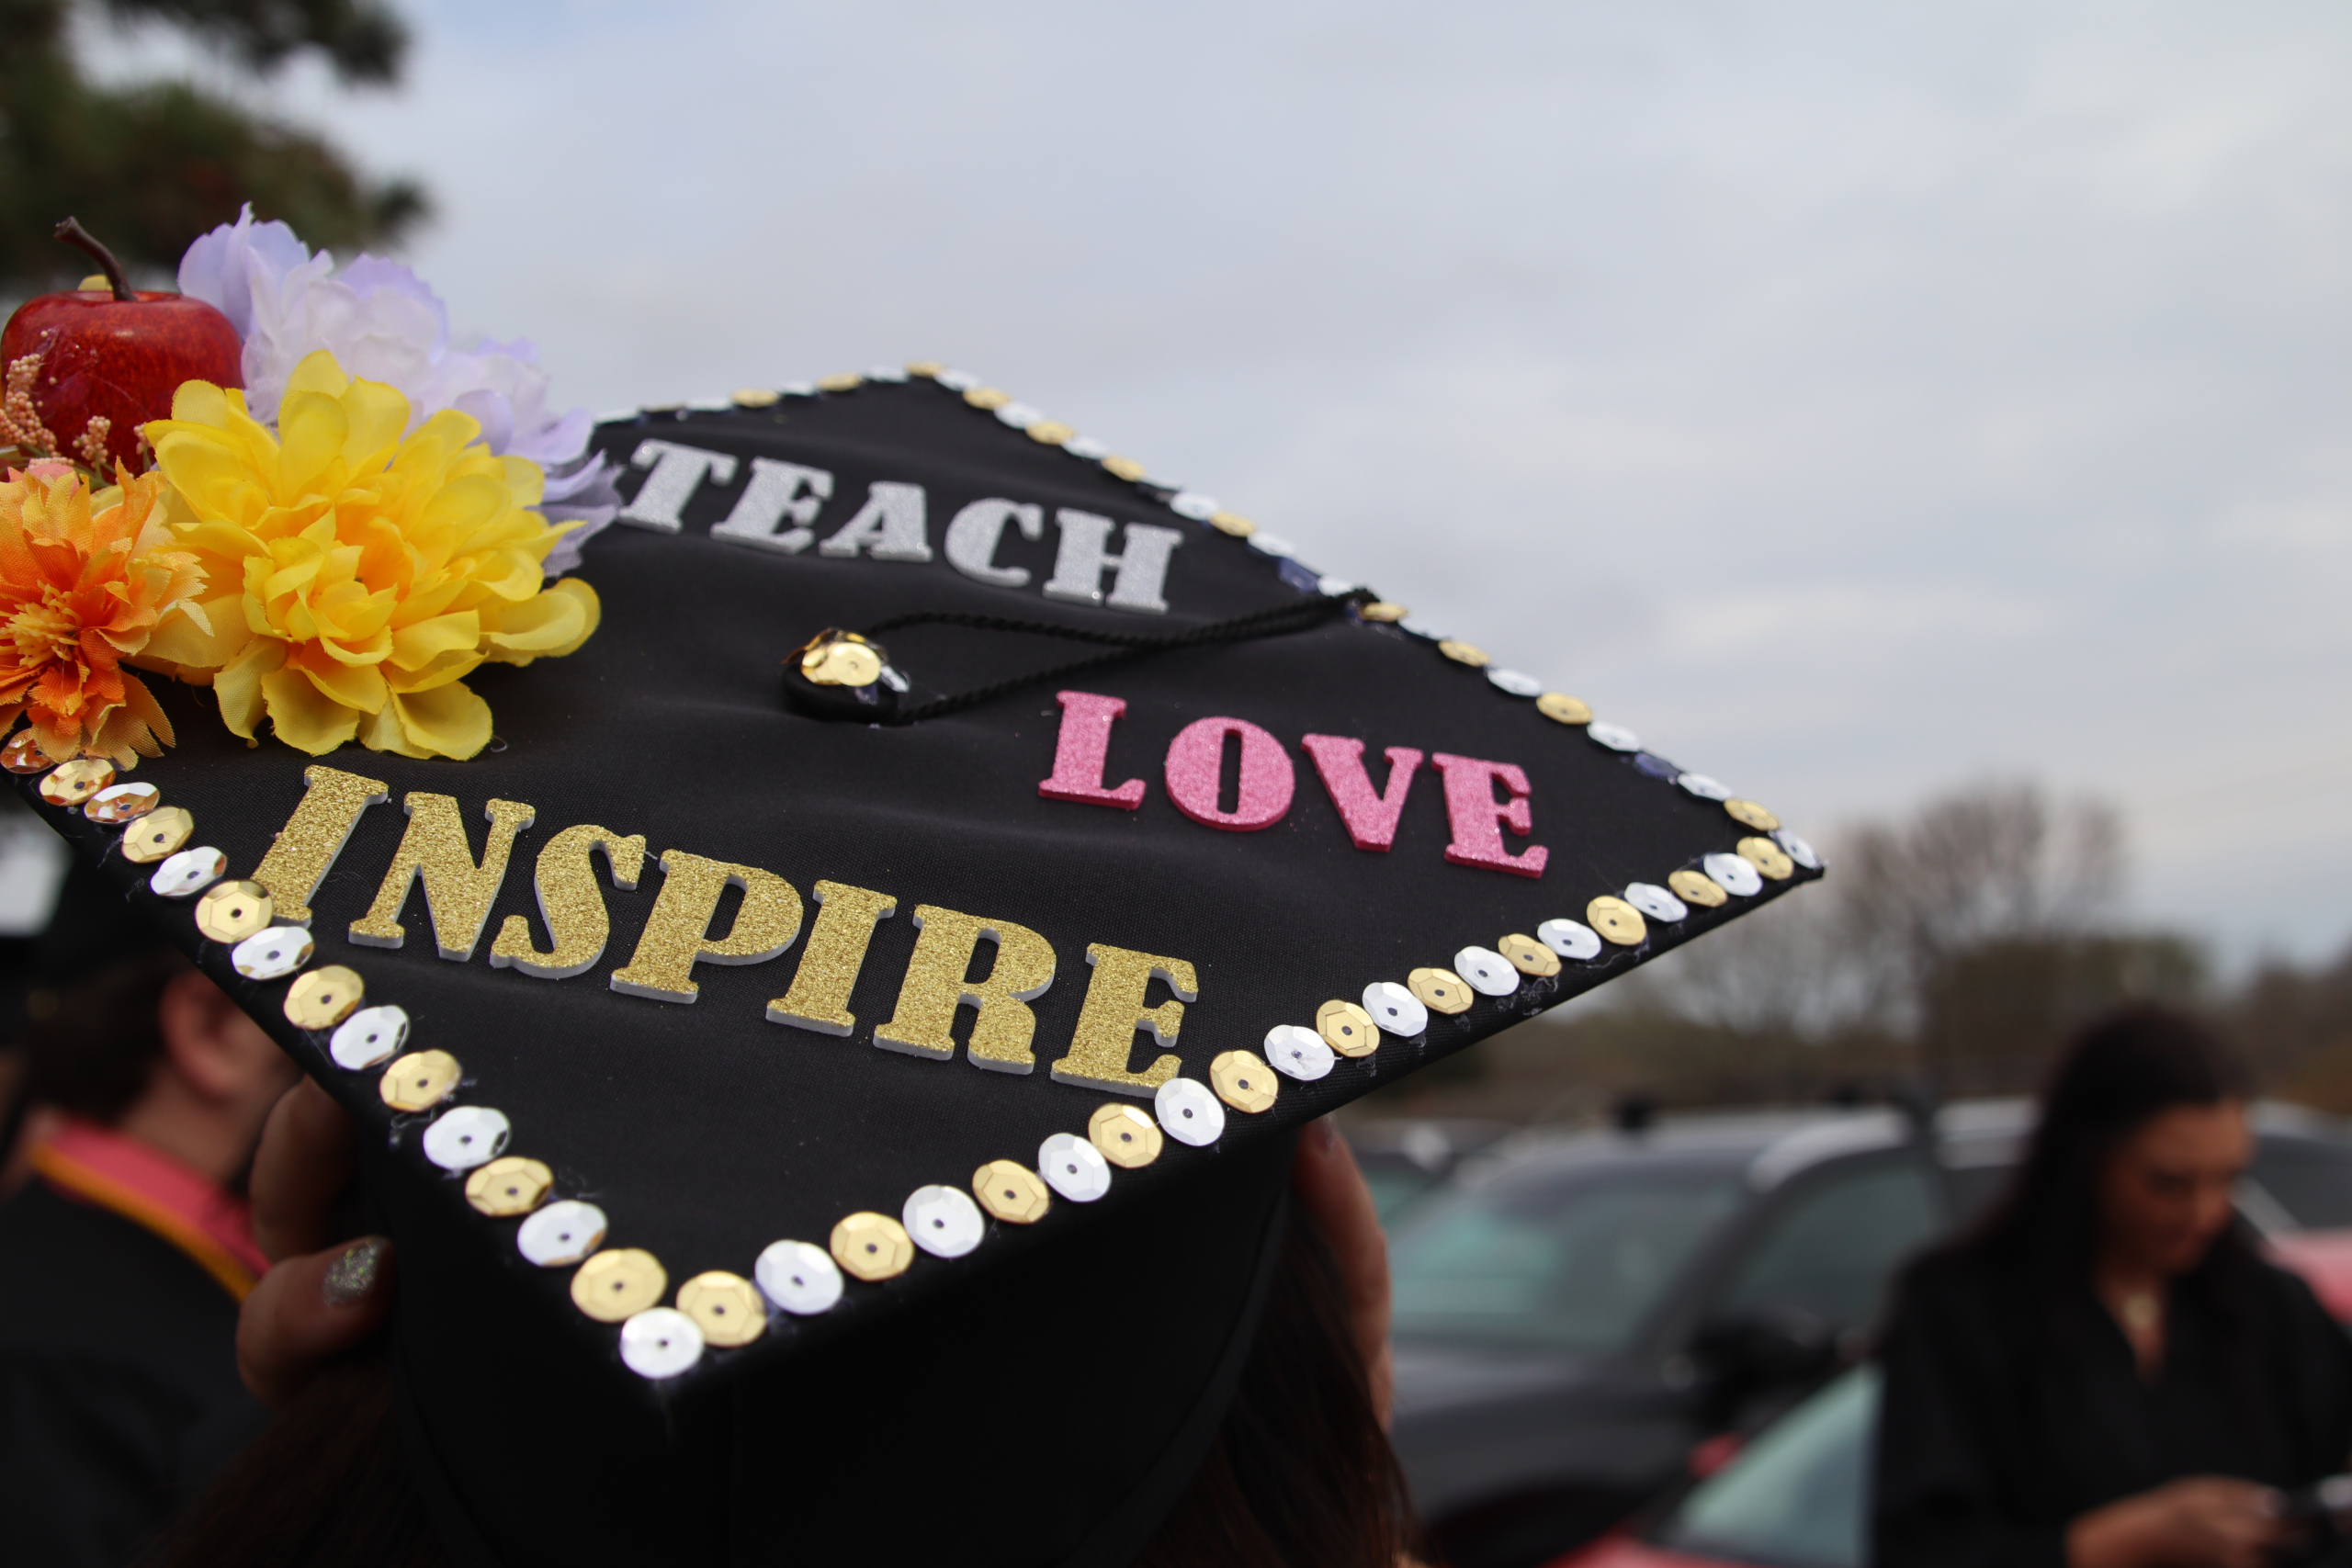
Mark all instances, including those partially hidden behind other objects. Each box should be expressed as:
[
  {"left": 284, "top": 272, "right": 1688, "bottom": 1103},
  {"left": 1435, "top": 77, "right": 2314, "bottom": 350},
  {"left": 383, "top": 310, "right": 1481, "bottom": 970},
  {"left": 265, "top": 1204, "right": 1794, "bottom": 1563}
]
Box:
[
  {"left": 1041, "top": 692, "right": 1548, "bottom": 878},
  {"left": 618, "top": 439, "right": 1185, "bottom": 615},
  {"left": 252, "top": 768, "right": 1207, "bottom": 1097}
]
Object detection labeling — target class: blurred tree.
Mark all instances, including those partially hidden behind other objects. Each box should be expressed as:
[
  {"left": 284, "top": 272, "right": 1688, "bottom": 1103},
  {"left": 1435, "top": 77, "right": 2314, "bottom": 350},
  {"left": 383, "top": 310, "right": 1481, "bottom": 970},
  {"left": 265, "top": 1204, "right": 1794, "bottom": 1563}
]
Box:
[{"left": 0, "top": 0, "right": 424, "bottom": 290}]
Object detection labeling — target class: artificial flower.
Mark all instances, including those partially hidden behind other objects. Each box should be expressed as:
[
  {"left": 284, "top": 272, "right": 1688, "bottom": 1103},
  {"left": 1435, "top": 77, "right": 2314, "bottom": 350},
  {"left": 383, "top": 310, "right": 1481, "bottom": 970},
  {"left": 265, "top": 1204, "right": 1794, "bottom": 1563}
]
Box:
[
  {"left": 139, "top": 350, "right": 600, "bottom": 761},
  {"left": 175, "top": 205, "right": 618, "bottom": 572},
  {"left": 0, "top": 460, "right": 206, "bottom": 766}
]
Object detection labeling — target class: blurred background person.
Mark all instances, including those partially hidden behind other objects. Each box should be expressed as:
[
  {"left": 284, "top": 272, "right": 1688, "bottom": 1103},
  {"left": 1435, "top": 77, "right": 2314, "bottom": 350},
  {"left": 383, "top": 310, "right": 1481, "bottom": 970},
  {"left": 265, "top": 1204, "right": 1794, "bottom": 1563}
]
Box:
[
  {"left": 0, "top": 861, "right": 298, "bottom": 1568},
  {"left": 1874, "top": 1009, "right": 2352, "bottom": 1568}
]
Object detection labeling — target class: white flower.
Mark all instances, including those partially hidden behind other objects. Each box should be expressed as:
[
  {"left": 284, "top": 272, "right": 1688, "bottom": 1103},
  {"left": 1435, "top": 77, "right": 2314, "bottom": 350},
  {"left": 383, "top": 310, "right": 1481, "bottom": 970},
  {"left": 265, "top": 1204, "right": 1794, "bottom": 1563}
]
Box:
[{"left": 175, "top": 207, "right": 614, "bottom": 559}]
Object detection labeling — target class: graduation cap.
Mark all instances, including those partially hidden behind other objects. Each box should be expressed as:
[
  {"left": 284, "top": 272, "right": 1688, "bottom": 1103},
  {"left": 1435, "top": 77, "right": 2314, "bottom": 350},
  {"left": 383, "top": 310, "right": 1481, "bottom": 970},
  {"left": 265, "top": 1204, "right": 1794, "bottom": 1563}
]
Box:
[{"left": 10, "top": 364, "right": 1822, "bottom": 1563}]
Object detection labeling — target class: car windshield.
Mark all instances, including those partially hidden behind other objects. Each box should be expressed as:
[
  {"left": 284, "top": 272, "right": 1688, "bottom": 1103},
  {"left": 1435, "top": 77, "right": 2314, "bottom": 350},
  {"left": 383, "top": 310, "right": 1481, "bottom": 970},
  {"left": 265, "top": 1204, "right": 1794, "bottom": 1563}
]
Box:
[
  {"left": 1389, "top": 1160, "right": 1743, "bottom": 1354},
  {"left": 1657, "top": 1366, "right": 1879, "bottom": 1568}
]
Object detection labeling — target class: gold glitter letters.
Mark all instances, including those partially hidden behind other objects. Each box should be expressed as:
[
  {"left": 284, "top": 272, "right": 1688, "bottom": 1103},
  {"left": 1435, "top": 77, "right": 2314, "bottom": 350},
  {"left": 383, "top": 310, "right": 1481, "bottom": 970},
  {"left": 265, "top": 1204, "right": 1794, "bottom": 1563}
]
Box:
[
  {"left": 766, "top": 882, "right": 898, "bottom": 1035},
  {"left": 872, "top": 906, "right": 1056, "bottom": 1071},
  {"left": 608, "top": 851, "right": 802, "bottom": 1004},
  {"left": 1049, "top": 945, "right": 1194, "bottom": 1096},
  {"left": 347, "top": 795, "right": 536, "bottom": 962},
  {"left": 249, "top": 765, "right": 389, "bottom": 924},
  {"left": 489, "top": 825, "right": 649, "bottom": 980}
]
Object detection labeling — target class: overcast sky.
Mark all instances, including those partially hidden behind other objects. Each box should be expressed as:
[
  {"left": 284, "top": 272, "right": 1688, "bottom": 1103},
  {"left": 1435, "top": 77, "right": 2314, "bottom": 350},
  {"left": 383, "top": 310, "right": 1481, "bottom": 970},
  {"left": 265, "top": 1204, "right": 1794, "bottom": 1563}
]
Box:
[{"left": 103, "top": 0, "right": 2352, "bottom": 969}]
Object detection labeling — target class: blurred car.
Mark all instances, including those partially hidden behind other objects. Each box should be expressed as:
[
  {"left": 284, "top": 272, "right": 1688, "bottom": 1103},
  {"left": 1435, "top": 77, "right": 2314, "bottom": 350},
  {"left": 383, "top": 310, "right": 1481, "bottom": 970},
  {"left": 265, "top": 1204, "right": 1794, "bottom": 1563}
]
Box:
[
  {"left": 1549, "top": 1230, "right": 2352, "bottom": 1568},
  {"left": 1349, "top": 1119, "right": 1510, "bottom": 1222},
  {"left": 1386, "top": 1100, "right": 2352, "bottom": 1568}
]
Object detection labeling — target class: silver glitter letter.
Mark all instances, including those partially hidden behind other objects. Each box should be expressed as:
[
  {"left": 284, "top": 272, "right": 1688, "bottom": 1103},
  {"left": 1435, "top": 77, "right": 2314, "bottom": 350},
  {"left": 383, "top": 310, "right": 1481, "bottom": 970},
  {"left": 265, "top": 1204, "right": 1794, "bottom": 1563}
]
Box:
[
  {"left": 710, "top": 458, "right": 834, "bottom": 554},
  {"left": 943, "top": 499, "right": 1045, "bottom": 588},
  {"left": 617, "top": 440, "right": 739, "bottom": 534},
  {"left": 1044, "top": 512, "right": 1182, "bottom": 615},
  {"left": 817, "top": 481, "right": 932, "bottom": 562}
]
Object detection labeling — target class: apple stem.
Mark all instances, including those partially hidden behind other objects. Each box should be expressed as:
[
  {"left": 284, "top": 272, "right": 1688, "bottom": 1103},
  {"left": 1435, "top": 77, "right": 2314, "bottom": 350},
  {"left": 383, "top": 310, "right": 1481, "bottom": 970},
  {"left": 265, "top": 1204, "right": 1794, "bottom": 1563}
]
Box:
[{"left": 53, "top": 219, "right": 135, "bottom": 302}]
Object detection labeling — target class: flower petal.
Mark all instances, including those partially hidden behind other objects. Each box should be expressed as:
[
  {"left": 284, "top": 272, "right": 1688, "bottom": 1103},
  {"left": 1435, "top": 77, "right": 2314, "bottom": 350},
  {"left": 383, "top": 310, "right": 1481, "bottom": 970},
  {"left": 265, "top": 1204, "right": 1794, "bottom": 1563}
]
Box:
[{"left": 259, "top": 664, "right": 361, "bottom": 754}]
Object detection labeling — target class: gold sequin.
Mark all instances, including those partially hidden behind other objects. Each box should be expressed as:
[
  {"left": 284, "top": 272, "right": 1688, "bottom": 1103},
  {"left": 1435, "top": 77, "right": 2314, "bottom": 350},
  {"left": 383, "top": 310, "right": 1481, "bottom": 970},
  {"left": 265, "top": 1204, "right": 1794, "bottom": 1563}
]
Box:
[
  {"left": 85, "top": 782, "right": 159, "bottom": 824},
  {"left": 283, "top": 965, "right": 365, "bottom": 1030},
  {"left": 1537, "top": 693, "right": 1594, "bottom": 726},
  {"left": 1408, "top": 967, "right": 1473, "bottom": 1014},
  {"left": 1317, "top": 999, "right": 1379, "bottom": 1057},
  {"left": 1089, "top": 1102, "right": 1162, "bottom": 1168},
  {"left": 1738, "top": 837, "right": 1795, "bottom": 881},
  {"left": 490, "top": 825, "right": 648, "bottom": 979},
  {"left": 1498, "top": 934, "right": 1561, "bottom": 976},
  {"left": 572, "top": 1248, "right": 666, "bottom": 1323},
  {"left": 1437, "top": 640, "right": 1489, "bottom": 669},
  {"left": 767, "top": 881, "right": 897, "bottom": 1034},
  {"left": 830, "top": 1213, "right": 913, "bottom": 1281},
  {"left": 817, "top": 372, "right": 864, "bottom": 393},
  {"left": 250, "top": 765, "right": 389, "bottom": 924},
  {"left": 1101, "top": 456, "right": 1147, "bottom": 482},
  {"left": 345, "top": 793, "right": 534, "bottom": 962},
  {"left": 676, "top": 1270, "right": 766, "bottom": 1348},
  {"left": 1050, "top": 944, "right": 1193, "bottom": 1094},
  {"left": 1356, "top": 602, "right": 1408, "bottom": 623},
  {"left": 120, "top": 807, "right": 194, "bottom": 863},
  {"left": 905, "top": 360, "right": 944, "bottom": 378},
  {"left": 731, "top": 387, "right": 780, "bottom": 408},
  {"left": 1208, "top": 511, "right": 1258, "bottom": 538},
  {"left": 1209, "top": 1050, "right": 1278, "bottom": 1114},
  {"left": 465, "top": 1156, "right": 552, "bottom": 1218},
  {"left": 379, "top": 1050, "right": 461, "bottom": 1113},
  {"left": 1588, "top": 896, "right": 1647, "bottom": 946},
  {"left": 1725, "top": 799, "right": 1781, "bottom": 832},
  {"left": 194, "top": 880, "right": 274, "bottom": 943},
  {"left": 609, "top": 851, "right": 803, "bottom": 1004},
  {"left": 39, "top": 758, "right": 113, "bottom": 807},
  {"left": 1, "top": 731, "right": 48, "bottom": 773},
  {"left": 972, "top": 1160, "right": 1051, "bottom": 1224},
  {"left": 1027, "top": 420, "right": 1075, "bottom": 446},
  {"left": 873, "top": 905, "right": 1055, "bottom": 1068},
  {"left": 1668, "top": 868, "right": 1729, "bottom": 908},
  {"left": 963, "top": 387, "right": 1012, "bottom": 412}
]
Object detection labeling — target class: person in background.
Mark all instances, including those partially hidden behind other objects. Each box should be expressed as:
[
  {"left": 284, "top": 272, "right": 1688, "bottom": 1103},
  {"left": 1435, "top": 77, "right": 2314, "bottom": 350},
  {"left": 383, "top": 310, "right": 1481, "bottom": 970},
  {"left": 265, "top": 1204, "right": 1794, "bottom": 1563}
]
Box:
[
  {"left": 1875, "top": 1008, "right": 2352, "bottom": 1568},
  {"left": 0, "top": 862, "right": 299, "bottom": 1568}
]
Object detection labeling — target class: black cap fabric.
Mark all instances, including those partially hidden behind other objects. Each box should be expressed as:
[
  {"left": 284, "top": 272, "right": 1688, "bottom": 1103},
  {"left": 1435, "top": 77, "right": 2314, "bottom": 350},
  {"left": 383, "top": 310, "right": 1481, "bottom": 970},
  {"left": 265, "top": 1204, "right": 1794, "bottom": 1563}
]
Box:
[{"left": 13, "top": 369, "right": 1821, "bottom": 1563}]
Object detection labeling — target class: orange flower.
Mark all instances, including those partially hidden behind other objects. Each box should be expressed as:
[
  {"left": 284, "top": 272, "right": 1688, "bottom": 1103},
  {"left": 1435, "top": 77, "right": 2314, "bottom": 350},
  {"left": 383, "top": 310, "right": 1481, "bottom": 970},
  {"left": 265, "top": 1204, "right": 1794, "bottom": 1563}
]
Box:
[{"left": 0, "top": 459, "right": 207, "bottom": 766}]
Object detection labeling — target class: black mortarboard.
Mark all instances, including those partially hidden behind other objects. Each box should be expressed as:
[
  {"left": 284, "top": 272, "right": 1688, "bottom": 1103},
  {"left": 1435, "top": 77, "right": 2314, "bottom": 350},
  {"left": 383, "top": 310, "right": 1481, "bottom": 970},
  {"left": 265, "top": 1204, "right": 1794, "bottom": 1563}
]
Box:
[{"left": 12, "top": 365, "right": 1822, "bottom": 1565}]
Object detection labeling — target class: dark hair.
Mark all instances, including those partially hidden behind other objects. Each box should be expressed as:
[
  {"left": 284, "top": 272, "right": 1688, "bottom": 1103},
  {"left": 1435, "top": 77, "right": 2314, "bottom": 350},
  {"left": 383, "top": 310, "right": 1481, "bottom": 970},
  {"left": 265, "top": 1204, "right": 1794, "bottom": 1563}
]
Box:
[
  {"left": 20, "top": 947, "right": 190, "bottom": 1123},
  {"left": 147, "top": 1202, "right": 1423, "bottom": 1567}
]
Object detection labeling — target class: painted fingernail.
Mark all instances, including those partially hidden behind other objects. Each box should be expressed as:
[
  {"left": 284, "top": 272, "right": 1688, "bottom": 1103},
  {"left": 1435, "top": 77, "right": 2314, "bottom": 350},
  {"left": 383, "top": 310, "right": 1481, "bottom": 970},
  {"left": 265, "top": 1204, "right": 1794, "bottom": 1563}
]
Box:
[{"left": 322, "top": 1236, "right": 389, "bottom": 1307}]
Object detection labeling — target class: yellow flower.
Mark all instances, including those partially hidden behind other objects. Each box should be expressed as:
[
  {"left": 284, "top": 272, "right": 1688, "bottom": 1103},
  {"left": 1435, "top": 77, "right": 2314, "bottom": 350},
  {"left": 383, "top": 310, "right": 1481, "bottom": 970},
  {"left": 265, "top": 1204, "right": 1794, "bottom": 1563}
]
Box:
[{"left": 140, "top": 351, "right": 599, "bottom": 760}]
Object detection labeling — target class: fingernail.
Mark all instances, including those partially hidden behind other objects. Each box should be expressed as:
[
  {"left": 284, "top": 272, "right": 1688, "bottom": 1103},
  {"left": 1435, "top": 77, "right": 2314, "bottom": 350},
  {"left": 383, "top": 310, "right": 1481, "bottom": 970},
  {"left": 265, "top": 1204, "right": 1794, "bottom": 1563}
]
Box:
[
  {"left": 1309, "top": 1118, "right": 1338, "bottom": 1155},
  {"left": 322, "top": 1236, "right": 389, "bottom": 1307}
]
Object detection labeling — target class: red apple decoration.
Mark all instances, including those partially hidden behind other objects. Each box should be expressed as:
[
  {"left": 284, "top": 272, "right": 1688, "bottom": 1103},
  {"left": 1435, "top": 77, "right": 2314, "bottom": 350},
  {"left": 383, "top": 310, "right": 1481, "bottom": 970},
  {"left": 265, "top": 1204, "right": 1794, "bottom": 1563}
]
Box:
[{"left": 0, "top": 218, "right": 243, "bottom": 473}]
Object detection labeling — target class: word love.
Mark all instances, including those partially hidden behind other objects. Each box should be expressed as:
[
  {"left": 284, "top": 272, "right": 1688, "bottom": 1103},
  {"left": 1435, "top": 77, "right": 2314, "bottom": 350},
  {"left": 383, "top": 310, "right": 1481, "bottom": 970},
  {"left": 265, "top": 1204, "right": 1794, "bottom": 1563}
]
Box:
[
  {"left": 1039, "top": 691, "right": 1548, "bottom": 879},
  {"left": 248, "top": 768, "right": 1203, "bottom": 1097},
  {"left": 616, "top": 438, "right": 1185, "bottom": 615}
]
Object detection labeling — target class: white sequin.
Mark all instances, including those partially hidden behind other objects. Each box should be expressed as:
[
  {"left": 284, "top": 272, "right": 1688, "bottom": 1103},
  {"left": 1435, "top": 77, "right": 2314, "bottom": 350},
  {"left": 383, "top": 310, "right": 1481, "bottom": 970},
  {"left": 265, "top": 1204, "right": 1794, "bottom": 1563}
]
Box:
[
  {"left": 1703, "top": 852, "right": 1765, "bottom": 897},
  {"left": 1246, "top": 533, "right": 1295, "bottom": 558},
  {"left": 777, "top": 381, "right": 818, "bottom": 397},
  {"left": 1625, "top": 883, "right": 1688, "bottom": 922},
  {"left": 619, "top": 1307, "right": 704, "bottom": 1379},
  {"left": 1486, "top": 669, "right": 1543, "bottom": 698},
  {"left": 150, "top": 846, "right": 226, "bottom": 897},
  {"left": 1155, "top": 1077, "right": 1227, "bottom": 1147},
  {"left": 903, "top": 1184, "right": 986, "bottom": 1258},
  {"left": 1264, "top": 1024, "right": 1337, "bottom": 1081},
  {"left": 1168, "top": 492, "right": 1219, "bottom": 522},
  {"left": 1537, "top": 919, "right": 1603, "bottom": 961},
  {"left": 995, "top": 402, "right": 1041, "bottom": 430},
  {"left": 1039, "top": 1133, "right": 1111, "bottom": 1202},
  {"left": 517, "top": 1201, "right": 607, "bottom": 1267},
  {"left": 1678, "top": 773, "right": 1734, "bottom": 802},
  {"left": 1317, "top": 575, "right": 1358, "bottom": 597},
  {"left": 1453, "top": 947, "right": 1520, "bottom": 997},
  {"left": 1065, "top": 435, "right": 1109, "bottom": 459},
  {"left": 330, "top": 1005, "right": 410, "bottom": 1070},
  {"left": 1588, "top": 723, "right": 1642, "bottom": 752},
  {"left": 865, "top": 366, "right": 909, "bottom": 383},
  {"left": 755, "top": 1240, "right": 843, "bottom": 1315},
  {"left": 935, "top": 368, "right": 980, "bottom": 392},
  {"left": 231, "top": 926, "right": 313, "bottom": 981},
  {"left": 1363, "top": 981, "right": 1429, "bottom": 1036},
  {"left": 423, "top": 1106, "right": 510, "bottom": 1171},
  {"left": 1775, "top": 830, "right": 1823, "bottom": 871}
]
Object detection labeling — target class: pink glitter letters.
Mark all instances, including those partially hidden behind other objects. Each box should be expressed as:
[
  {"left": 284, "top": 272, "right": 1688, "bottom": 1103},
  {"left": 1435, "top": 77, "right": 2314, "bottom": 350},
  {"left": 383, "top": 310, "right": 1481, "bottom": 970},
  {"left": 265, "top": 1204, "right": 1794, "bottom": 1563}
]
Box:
[
  {"left": 1429, "top": 752, "right": 1548, "bottom": 878},
  {"left": 1038, "top": 690, "right": 1147, "bottom": 809},
  {"left": 1299, "top": 735, "right": 1424, "bottom": 852},
  {"left": 1163, "top": 716, "right": 1295, "bottom": 831}
]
